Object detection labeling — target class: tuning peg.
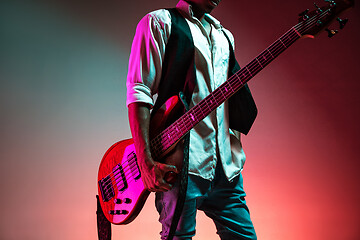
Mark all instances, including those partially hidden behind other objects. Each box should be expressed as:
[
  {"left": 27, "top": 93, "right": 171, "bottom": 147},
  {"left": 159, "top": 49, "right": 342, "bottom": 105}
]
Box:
[
  {"left": 337, "top": 17, "right": 348, "bottom": 29},
  {"left": 299, "top": 9, "right": 310, "bottom": 20},
  {"left": 316, "top": 20, "right": 323, "bottom": 27},
  {"left": 314, "top": 2, "right": 323, "bottom": 14},
  {"left": 325, "top": 0, "right": 336, "bottom": 7},
  {"left": 325, "top": 28, "right": 338, "bottom": 38}
]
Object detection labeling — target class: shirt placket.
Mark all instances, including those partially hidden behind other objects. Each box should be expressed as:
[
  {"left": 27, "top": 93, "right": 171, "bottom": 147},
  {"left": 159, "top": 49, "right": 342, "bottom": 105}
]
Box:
[
  {"left": 213, "top": 30, "right": 227, "bottom": 170},
  {"left": 196, "top": 19, "right": 219, "bottom": 177}
]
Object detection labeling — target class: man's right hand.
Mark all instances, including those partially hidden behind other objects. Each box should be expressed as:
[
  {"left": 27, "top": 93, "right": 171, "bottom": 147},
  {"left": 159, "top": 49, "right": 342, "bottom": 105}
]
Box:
[{"left": 139, "top": 158, "right": 179, "bottom": 192}]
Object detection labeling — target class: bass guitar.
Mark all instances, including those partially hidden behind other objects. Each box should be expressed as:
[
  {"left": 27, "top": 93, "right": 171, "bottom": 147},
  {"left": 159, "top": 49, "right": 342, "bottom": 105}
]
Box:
[{"left": 98, "top": 0, "right": 354, "bottom": 225}]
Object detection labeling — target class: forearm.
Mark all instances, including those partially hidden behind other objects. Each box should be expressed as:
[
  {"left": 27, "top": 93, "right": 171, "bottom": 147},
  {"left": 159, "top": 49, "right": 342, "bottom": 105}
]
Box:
[
  {"left": 128, "top": 102, "right": 178, "bottom": 192},
  {"left": 128, "top": 102, "right": 154, "bottom": 169}
]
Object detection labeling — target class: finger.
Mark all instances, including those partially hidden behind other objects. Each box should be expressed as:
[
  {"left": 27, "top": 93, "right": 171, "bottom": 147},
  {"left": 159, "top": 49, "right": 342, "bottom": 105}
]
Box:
[
  {"left": 149, "top": 185, "right": 164, "bottom": 192},
  {"left": 158, "top": 163, "right": 179, "bottom": 174},
  {"left": 164, "top": 171, "right": 177, "bottom": 184},
  {"left": 154, "top": 179, "right": 173, "bottom": 192},
  {"left": 151, "top": 186, "right": 168, "bottom": 192}
]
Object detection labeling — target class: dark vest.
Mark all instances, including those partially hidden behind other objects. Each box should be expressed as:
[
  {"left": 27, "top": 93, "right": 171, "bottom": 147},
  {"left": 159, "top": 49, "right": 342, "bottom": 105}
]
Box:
[{"left": 152, "top": 8, "right": 257, "bottom": 135}]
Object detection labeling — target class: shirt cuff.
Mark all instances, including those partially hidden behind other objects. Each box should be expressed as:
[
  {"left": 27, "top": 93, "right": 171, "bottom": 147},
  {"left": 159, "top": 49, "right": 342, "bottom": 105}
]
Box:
[{"left": 126, "top": 82, "right": 154, "bottom": 108}]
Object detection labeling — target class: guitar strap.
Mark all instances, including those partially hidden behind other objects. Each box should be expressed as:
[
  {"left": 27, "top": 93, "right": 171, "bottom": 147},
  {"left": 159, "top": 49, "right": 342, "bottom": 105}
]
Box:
[
  {"left": 96, "top": 195, "right": 111, "bottom": 240},
  {"left": 166, "top": 92, "right": 190, "bottom": 240}
]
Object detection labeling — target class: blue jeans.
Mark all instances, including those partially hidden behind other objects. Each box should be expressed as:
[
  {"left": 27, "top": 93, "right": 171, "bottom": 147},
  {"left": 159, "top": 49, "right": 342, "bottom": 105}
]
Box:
[{"left": 155, "top": 163, "right": 257, "bottom": 240}]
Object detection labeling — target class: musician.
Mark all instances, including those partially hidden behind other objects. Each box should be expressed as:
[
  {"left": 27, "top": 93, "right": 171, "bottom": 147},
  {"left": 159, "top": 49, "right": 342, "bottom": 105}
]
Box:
[{"left": 126, "top": 0, "right": 257, "bottom": 239}]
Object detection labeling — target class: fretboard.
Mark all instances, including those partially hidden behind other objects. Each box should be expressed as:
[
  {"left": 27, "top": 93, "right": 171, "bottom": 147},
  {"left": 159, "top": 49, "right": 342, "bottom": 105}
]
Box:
[{"left": 150, "top": 11, "right": 323, "bottom": 159}]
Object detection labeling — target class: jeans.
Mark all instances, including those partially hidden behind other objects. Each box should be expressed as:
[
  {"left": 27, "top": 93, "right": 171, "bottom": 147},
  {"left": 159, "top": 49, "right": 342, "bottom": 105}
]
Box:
[{"left": 155, "top": 162, "right": 257, "bottom": 240}]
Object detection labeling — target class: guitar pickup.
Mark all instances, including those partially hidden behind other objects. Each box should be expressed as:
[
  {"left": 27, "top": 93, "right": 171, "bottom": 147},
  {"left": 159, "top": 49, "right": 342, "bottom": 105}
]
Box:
[
  {"left": 128, "top": 152, "right": 141, "bottom": 180},
  {"left": 112, "top": 164, "right": 128, "bottom": 191}
]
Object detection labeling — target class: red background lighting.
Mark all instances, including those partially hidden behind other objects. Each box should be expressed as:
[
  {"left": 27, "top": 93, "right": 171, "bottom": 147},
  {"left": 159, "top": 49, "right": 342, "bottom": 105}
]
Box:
[{"left": 0, "top": 0, "right": 359, "bottom": 239}]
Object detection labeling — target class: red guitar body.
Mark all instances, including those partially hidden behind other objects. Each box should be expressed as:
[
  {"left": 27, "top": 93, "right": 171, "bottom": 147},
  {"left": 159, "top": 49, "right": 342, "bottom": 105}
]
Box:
[{"left": 97, "top": 95, "right": 185, "bottom": 224}]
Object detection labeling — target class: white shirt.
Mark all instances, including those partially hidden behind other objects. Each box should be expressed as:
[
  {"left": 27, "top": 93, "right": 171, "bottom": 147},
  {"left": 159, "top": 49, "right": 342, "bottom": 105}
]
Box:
[{"left": 126, "top": 0, "right": 246, "bottom": 181}]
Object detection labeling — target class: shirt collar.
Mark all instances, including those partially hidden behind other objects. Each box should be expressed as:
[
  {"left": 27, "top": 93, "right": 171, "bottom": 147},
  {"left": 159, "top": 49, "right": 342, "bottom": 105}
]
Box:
[{"left": 176, "top": 0, "right": 222, "bottom": 29}]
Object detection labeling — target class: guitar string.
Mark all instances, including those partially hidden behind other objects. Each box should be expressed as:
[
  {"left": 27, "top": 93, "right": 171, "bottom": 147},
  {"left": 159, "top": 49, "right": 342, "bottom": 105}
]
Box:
[
  {"left": 149, "top": 9, "right": 327, "bottom": 155},
  {"left": 103, "top": 153, "right": 169, "bottom": 200},
  {"left": 100, "top": 9, "right": 329, "bottom": 200}
]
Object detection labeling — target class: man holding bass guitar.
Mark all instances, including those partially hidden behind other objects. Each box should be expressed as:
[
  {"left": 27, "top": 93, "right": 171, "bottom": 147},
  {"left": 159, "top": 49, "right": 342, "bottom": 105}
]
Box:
[{"left": 127, "top": 0, "right": 258, "bottom": 239}]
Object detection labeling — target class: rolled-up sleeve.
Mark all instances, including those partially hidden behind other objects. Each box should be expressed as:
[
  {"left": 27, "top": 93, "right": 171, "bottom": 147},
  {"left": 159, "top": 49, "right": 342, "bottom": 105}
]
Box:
[{"left": 126, "top": 10, "right": 171, "bottom": 108}]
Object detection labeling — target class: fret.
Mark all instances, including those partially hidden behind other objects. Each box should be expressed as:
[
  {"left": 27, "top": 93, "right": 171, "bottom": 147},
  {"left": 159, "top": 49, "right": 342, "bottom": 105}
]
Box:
[
  {"left": 281, "top": 33, "right": 295, "bottom": 46},
  {"left": 157, "top": 134, "right": 168, "bottom": 152},
  {"left": 151, "top": 140, "right": 161, "bottom": 158},
  {"left": 281, "top": 29, "right": 300, "bottom": 47},
  {"left": 268, "top": 40, "right": 286, "bottom": 58},
  {"left": 279, "top": 38, "right": 287, "bottom": 49},
  {"left": 227, "top": 73, "right": 240, "bottom": 93},
  {"left": 213, "top": 88, "right": 226, "bottom": 104},
  {"left": 191, "top": 107, "right": 203, "bottom": 125},
  {"left": 166, "top": 119, "right": 184, "bottom": 146},
  {"left": 235, "top": 71, "right": 245, "bottom": 84},
  {"left": 247, "top": 58, "right": 263, "bottom": 76},
  {"left": 221, "top": 82, "right": 234, "bottom": 99},
  {"left": 290, "top": 29, "right": 301, "bottom": 42},
  {"left": 174, "top": 123, "right": 180, "bottom": 134},
  {"left": 255, "top": 57, "right": 264, "bottom": 69},
  {"left": 291, "top": 27, "right": 302, "bottom": 37},
  {"left": 224, "top": 81, "right": 235, "bottom": 94},
  {"left": 238, "top": 68, "right": 252, "bottom": 84},
  {"left": 199, "top": 99, "right": 212, "bottom": 115},
  {"left": 230, "top": 71, "right": 243, "bottom": 87},
  {"left": 245, "top": 66, "right": 253, "bottom": 77},
  {"left": 186, "top": 109, "right": 197, "bottom": 129},
  {"left": 257, "top": 49, "right": 274, "bottom": 68},
  {"left": 156, "top": 129, "right": 174, "bottom": 153},
  {"left": 166, "top": 132, "right": 172, "bottom": 145},
  {"left": 189, "top": 109, "right": 197, "bottom": 123},
  {"left": 168, "top": 126, "right": 178, "bottom": 141},
  {"left": 195, "top": 103, "right": 207, "bottom": 118},
  {"left": 218, "top": 86, "right": 227, "bottom": 100},
  {"left": 178, "top": 114, "right": 186, "bottom": 131},
  {"left": 281, "top": 33, "right": 293, "bottom": 44},
  {"left": 208, "top": 91, "right": 219, "bottom": 108},
  {"left": 182, "top": 112, "right": 192, "bottom": 131},
  {"left": 223, "top": 85, "right": 232, "bottom": 98},
  {"left": 267, "top": 48, "right": 275, "bottom": 58},
  {"left": 211, "top": 92, "right": 219, "bottom": 106}
]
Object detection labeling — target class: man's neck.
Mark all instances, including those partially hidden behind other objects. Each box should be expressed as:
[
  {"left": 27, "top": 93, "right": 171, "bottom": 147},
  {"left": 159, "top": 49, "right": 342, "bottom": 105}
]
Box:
[{"left": 187, "top": 2, "right": 205, "bottom": 20}]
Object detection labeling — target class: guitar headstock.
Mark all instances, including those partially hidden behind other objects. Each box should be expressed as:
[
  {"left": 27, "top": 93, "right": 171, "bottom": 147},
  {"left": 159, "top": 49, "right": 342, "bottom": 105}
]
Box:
[{"left": 296, "top": 0, "right": 355, "bottom": 38}]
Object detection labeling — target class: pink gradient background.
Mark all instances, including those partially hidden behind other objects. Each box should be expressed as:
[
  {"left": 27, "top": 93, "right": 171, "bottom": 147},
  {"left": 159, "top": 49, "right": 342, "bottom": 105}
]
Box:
[{"left": 0, "top": 0, "right": 359, "bottom": 239}]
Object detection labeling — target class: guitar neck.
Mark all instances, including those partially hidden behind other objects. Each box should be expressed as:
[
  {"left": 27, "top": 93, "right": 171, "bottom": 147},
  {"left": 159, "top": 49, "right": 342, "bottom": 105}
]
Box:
[{"left": 150, "top": 11, "right": 326, "bottom": 158}]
